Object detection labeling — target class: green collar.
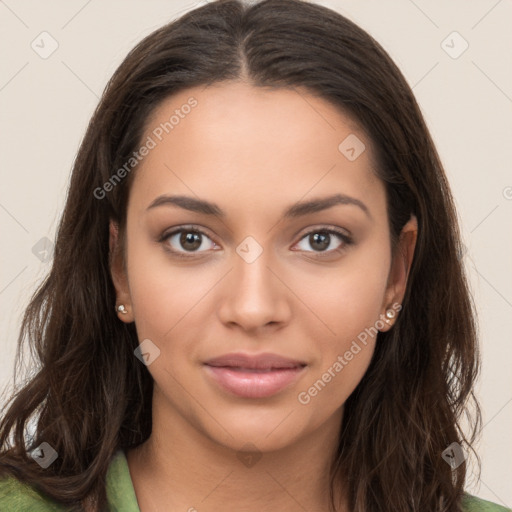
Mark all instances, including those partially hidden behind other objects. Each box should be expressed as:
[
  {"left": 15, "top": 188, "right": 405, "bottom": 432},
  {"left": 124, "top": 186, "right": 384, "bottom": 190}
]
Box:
[{"left": 106, "top": 449, "right": 140, "bottom": 511}]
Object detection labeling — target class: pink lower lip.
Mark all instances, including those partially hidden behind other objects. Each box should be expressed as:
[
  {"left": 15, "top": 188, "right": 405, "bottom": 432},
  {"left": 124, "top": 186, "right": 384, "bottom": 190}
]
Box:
[{"left": 204, "top": 365, "right": 306, "bottom": 398}]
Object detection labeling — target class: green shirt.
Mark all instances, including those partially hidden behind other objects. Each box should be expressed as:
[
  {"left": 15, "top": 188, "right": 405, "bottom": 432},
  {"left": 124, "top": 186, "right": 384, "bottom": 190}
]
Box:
[{"left": 0, "top": 449, "right": 509, "bottom": 511}]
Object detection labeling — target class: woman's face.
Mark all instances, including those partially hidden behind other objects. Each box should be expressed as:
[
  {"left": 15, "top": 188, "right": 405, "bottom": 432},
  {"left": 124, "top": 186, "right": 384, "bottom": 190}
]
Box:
[{"left": 111, "top": 81, "right": 416, "bottom": 452}]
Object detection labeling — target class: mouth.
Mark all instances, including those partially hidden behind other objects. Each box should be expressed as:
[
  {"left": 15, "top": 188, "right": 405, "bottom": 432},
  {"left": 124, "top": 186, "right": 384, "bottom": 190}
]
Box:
[
  {"left": 209, "top": 366, "right": 304, "bottom": 372},
  {"left": 204, "top": 352, "right": 307, "bottom": 369},
  {"left": 203, "top": 352, "right": 307, "bottom": 398}
]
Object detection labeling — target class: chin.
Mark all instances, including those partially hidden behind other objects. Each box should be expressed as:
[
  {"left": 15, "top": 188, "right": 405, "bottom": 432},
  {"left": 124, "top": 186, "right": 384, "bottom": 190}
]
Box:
[{"left": 196, "top": 405, "right": 310, "bottom": 453}]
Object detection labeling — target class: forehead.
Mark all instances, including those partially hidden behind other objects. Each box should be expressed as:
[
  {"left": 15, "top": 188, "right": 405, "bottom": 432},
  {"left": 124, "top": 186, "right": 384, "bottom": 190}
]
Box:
[{"left": 130, "top": 81, "right": 385, "bottom": 219}]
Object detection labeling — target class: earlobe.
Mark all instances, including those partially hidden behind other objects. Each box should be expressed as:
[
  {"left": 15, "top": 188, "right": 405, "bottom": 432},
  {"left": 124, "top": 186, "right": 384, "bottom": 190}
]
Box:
[
  {"left": 109, "top": 219, "right": 134, "bottom": 323},
  {"left": 380, "top": 215, "right": 418, "bottom": 330}
]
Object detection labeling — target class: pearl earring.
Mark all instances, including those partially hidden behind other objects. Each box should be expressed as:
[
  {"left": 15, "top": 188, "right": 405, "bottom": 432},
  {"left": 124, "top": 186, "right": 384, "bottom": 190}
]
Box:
[
  {"left": 384, "top": 308, "right": 396, "bottom": 324},
  {"left": 116, "top": 304, "right": 128, "bottom": 314}
]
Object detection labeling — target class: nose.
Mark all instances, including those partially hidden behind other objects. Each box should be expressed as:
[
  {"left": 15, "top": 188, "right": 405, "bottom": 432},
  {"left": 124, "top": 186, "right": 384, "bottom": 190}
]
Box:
[{"left": 217, "top": 243, "right": 291, "bottom": 332}]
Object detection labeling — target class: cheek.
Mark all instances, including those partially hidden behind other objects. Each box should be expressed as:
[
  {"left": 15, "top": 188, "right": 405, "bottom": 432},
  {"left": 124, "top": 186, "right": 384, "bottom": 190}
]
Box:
[
  {"left": 294, "top": 281, "right": 382, "bottom": 417},
  {"left": 293, "top": 246, "right": 390, "bottom": 342},
  {"left": 124, "top": 233, "right": 212, "bottom": 343},
  {"left": 291, "top": 248, "right": 389, "bottom": 408}
]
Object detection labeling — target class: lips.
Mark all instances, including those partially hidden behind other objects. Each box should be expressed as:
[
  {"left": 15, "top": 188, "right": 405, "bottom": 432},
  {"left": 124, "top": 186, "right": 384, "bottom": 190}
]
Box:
[
  {"left": 204, "top": 352, "right": 306, "bottom": 370},
  {"left": 203, "top": 352, "right": 307, "bottom": 398}
]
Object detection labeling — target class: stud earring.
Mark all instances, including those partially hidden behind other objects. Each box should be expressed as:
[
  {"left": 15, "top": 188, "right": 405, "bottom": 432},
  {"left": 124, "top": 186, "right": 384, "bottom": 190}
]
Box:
[
  {"left": 384, "top": 308, "right": 396, "bottom": 324},
  {"left": 116, "top": 304, "right": 128, "bottom": 314}
]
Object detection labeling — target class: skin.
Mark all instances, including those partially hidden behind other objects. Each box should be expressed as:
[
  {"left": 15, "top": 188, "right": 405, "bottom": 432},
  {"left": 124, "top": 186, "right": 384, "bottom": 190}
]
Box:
[{"left": 110, "top": 81, "right": 417, "bottom": 511}]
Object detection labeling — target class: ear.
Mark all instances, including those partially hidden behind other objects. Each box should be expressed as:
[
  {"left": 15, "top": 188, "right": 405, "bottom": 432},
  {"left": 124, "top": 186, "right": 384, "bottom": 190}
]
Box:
[
  {"left": 109, "top": 219, "right": 134, "bottom": 323},
  {"left": 379, "top": 214, "right": 418, "bottom": 331}
]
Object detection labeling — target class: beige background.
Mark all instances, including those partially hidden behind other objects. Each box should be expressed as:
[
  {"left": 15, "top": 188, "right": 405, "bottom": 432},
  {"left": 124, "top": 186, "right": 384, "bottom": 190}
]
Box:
[{"left": 1, "top": 0, "right": 511, "bottom": 506}]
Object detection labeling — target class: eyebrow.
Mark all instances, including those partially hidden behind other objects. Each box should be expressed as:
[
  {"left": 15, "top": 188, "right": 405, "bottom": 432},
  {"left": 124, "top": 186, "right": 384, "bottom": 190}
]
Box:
[{"left": 146, "top": 193, "right": 371, "bottom": 219}]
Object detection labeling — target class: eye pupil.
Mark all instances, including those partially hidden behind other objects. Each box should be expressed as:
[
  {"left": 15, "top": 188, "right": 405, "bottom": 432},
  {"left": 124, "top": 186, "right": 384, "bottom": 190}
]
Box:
[
  {"left": 180, "top": 231, "right": 202, "bottom": 250},
  {"left": 310, "top": 232, "right": 330, "bottom": 251}
]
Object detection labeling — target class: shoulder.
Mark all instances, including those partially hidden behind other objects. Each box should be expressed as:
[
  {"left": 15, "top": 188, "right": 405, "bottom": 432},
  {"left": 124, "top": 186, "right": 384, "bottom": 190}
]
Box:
[
  {"left": 462, "top": 493, "right": 512, "bottom": 511},
  {"left": 0, "top": 474, "right": 66, "bottom": 511},
  {"left": 2, "top": 472, "right": 510, "bottom": 512},
  {"left": 0, "top": 449, "right": 140, "bottom": 512}
]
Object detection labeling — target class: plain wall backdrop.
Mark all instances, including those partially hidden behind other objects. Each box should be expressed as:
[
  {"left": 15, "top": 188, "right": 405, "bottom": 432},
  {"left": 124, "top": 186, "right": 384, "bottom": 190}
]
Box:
[{"left": 1, "top": 0, "right": 511, "bottom": 507}]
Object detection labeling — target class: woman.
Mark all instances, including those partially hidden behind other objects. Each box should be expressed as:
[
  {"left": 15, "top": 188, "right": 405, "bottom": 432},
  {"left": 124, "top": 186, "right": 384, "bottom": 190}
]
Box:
[{"left": 0, "top": 0, "right": 508, "bottom": 510}]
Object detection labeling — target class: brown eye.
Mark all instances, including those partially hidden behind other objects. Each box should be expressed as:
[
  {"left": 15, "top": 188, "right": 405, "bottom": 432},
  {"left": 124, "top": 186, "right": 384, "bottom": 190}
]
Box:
[
  {"left": 179, "top": 231, "right": 203, "bottom": 251},
  {"left": 160, "top": 227, "right": 216, "bottom": 257},
  {"left": 294, "top": 228, "right": 353, "bottom": 255},
  {"left": 308, "top": 232, "right": 330, "bottom": 252}
]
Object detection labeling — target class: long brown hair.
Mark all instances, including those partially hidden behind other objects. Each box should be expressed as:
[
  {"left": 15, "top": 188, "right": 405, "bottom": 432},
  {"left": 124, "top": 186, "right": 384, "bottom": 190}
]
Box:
[{"left": 0, "top": 1, "right": 482, "bottom": 510}]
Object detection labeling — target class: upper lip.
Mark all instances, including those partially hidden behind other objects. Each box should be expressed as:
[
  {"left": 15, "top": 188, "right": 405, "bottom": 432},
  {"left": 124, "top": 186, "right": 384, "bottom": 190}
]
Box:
[{"left": 204, "top": 352, "right": 307, "bottom": 370}]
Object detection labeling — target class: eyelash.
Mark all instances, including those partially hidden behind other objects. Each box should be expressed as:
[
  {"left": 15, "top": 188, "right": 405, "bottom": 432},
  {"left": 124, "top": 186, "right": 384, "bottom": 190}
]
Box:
[{"left": 158, "top": 225, "right": 353, "bottom": 259}]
